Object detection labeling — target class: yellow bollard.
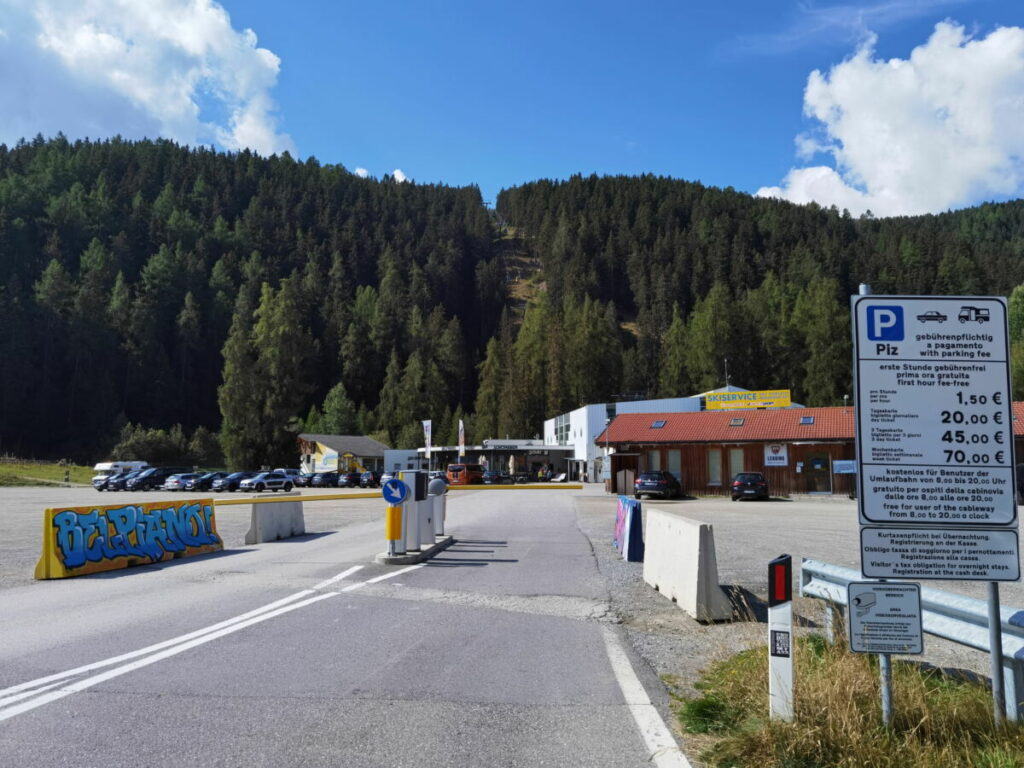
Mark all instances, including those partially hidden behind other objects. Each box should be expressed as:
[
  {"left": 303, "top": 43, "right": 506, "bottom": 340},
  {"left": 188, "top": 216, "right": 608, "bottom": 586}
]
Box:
[{"left": 385, "top": 504, "right": 402, "bottom": 541}]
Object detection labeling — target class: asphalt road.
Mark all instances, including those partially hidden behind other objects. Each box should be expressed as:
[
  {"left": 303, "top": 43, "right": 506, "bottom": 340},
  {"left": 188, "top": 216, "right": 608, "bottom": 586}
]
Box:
[
  {"left": 0, "top": 486, "right": 684, "bottom": 768},
  {"left": 3, "top": 486, "right": 1022, "bottom": 766}
]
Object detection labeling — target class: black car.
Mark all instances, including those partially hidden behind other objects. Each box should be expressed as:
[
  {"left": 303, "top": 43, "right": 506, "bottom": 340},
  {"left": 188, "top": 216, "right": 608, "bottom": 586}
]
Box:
[
  {"left": 294, "top": 472, "right": 316, "bottom": 487},
  {"left": 211, "top": 471, "right": 256, "bottom": 492},
  {"left": 731, "top": 472, "right": 770, "bottom": 501},
  {"left": 634, "top": 471, "right": 682, "bottom": 500},
  {"left": 310, "top": 471, "right": 341, "bottom": 488},
  {"left": 338, "top": 471, "right": 363, "bottom": 488},
  {"left": 106, "top": 469, "right": 146, "bottom": 491},
  {"left": 93, "top": 470, "right": 126, "bottom": 492},
  {"left": 186, "top": 471, "right": 229, "bottom": 492},
  {"left": 482, "top": 470, "right": 511, "bottom": 485},
  {"left": 126, "top": 466, "right": 192, "bottom": 491},
  {"left": 359, "top": 470, "right": 381, "bottom": 488}
]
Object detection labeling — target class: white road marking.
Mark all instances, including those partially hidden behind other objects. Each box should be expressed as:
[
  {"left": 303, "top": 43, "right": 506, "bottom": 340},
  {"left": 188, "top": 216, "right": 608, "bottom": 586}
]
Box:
[
  {"left": 340, "top": 564, "right": 422, "bottom": 591},
  {"left": 313, "top": 564, "right": 364, "bottom": 590},
  {"left": 0, "top": 564, "right": 423, "bottom": 721},
  {"left": 602, "top": 626, "right": 693, "bottom": 768},
  {"left": 0, "top": 589, "right": 318, "bottom": 703},
  {"left": 0, "top": 591, "right": 338, "bottom": 722}
]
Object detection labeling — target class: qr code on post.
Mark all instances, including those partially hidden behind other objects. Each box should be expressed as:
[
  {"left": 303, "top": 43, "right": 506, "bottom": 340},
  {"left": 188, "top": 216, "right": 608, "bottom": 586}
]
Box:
[{"left": 771, "top": 630, "right": 791, "bottom": 658}]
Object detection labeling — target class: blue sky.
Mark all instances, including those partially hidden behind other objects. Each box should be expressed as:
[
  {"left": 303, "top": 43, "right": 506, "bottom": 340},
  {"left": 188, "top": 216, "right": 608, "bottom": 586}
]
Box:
[{"left": 2, "top": 0, "right": 1023, "bottom": 215}]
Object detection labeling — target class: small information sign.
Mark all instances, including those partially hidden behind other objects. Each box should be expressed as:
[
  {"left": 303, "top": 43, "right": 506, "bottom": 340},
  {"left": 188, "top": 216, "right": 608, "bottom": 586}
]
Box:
[
  {"left": 848, "top": 582, "right": 923, "bottom": 655},
  {"left": 861, "top": 526, "right": 1020, "bottom": 581}
]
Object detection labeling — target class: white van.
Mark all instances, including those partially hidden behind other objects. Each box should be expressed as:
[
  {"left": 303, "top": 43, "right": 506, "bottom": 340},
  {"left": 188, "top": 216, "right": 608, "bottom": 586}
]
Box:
[{"left": 93, "top": 461, "right": 149, "bottom": 476}]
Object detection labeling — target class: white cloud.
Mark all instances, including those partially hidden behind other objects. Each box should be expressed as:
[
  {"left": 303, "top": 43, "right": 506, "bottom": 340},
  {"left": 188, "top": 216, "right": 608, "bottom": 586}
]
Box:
[
  {"left": 354, "top": 167, "right": 369, "bottom": 178},
  {"left": 0, "top": 0, "right": 294, "bottom": 156},
  {"left": 392, "top": 168, "right": 408, "bottom": 182},
  {"left": 757, "top": 22, "right": 1024, "bottom": 216}
]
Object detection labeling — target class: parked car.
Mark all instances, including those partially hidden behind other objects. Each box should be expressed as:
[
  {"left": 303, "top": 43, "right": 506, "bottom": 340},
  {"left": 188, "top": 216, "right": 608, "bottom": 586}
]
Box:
[
  {"left": 338, "top": 471, "right": 363, "bottom": 488},
  {"left": 359, "top": 470, "right": 382, "bottom": 488},
  {"left": 294, "top": 472, "right": 316, "bottom": 487},
  {"left": 212, "top": 471, "right": 255, "bottom": 492},
  {"left": 186, "top": 471, "right": 229, "bottom": 492},
  {"left": 162, "top": 473, "right": 201, "bottom": 492},
  {"left": 239, "top": 472, "right": 293, "bottom": 493},
  {"left": 380, "top": 471, "right": 396, "bottom": 486},
  {"left": 447, "top": 463, "right": 484, "bottom": 485},
  {"left": 482, "top": 470, "right": 511, "bottom": 485},
  {"left": 126, "top": 467, "right": 191, "bottom": 491},
  {"left": 273, "top": 468, "right": 303, "bottom": 483},
  {"left": 731, "top": 472, "right": 770, "bottom": 501},
  {"left": 310, "top": 471, "right": 341, "bottom": 488},
  {"left": 92, "top": 470, "right": 123, "bottom": 492},
  {"left": 634, "top": 471, "right": 682, "bottom": 500},
  {"left": 105, "top": 469, "right": 143, "bottom": 492}
]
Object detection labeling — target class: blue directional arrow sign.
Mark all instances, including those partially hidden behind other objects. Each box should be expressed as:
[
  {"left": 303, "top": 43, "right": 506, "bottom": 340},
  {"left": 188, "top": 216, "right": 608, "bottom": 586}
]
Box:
[{"left": 382, "top": 478, "right": 408, "bottom": 505}]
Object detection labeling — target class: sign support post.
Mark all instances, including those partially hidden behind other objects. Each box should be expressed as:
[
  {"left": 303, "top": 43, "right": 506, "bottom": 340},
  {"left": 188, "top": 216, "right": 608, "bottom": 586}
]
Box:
[{"left": 989, "top": 582, "right": 1006, "bottom": 725}]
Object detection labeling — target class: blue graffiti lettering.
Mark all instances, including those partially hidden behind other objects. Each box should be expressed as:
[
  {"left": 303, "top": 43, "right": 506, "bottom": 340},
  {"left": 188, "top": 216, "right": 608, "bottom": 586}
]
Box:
[{"left": 51, "top": 502, "right": 221, "bottom": 571}]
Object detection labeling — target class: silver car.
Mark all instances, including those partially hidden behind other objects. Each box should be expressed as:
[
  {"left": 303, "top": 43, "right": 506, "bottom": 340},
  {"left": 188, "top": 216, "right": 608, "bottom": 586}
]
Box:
[{"left": 239, "top": 472, "right": 293, "bottom": 493}]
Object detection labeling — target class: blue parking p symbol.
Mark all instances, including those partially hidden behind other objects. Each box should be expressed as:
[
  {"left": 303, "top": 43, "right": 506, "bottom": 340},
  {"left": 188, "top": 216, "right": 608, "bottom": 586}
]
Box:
[{"left": 867, "top": 306, "right": 903, "bottom": 341}]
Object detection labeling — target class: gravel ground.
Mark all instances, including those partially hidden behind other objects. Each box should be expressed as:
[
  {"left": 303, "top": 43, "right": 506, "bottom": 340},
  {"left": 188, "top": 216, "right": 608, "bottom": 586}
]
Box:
[{"left": 573, "top": 492, "right": 1009, "bottom": 706}]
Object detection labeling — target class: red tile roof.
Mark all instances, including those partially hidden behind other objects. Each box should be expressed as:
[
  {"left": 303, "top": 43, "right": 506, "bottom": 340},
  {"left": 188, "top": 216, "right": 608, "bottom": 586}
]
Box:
[{"left": 597, "top": 403, "right": 1024, "bottom": 445}]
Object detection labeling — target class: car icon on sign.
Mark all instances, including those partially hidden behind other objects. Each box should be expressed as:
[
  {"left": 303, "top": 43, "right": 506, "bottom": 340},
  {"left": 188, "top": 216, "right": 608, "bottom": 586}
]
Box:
[{"left": 916, "top": 310, "right": 947, "bottom": 323}]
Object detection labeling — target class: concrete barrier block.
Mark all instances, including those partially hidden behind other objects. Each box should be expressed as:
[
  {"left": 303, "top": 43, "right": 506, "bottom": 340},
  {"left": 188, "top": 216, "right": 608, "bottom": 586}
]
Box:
[
  {"left": 244, "top": 492, "right": 306, "bottom": 545},
  {"left": 35, "top": 498, "right": 222, "bottom": 579},
  {"left": 642, "top": 508, "right": 733, "bottom": 622}
]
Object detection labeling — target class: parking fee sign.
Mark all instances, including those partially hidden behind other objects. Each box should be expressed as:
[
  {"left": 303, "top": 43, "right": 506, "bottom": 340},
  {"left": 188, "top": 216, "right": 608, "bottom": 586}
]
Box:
[{"left": 852, "top": 295, "right": 1018, "bottom": 581}]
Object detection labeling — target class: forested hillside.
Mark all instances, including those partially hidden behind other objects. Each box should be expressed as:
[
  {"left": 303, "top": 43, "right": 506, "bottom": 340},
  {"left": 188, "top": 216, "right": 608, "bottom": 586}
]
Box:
[
  {"left": 488, "top": 175, "right": 1024, "bottom": 438},
  {"left": 3, "top": 139, "right": 1024, "bottom": 464},
  {"left": 0, "top": 136, "right": 502, "bottom": 464}
]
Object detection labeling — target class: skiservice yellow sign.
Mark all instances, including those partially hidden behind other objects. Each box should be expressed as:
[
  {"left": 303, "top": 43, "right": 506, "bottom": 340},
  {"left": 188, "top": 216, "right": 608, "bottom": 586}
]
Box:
[{"left": 705, "top": 390, "right": 791, "bottom": 410}]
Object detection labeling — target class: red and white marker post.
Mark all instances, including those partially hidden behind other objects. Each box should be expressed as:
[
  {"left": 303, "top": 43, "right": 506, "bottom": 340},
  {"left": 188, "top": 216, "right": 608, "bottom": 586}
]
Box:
[{"left": 768, "top": 554, "right": 794, "bottom": 721}]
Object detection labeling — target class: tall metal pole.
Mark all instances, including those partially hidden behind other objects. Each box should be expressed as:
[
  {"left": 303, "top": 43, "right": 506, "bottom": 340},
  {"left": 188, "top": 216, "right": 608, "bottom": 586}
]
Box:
[
  {"left": 859, "top": 282, "right": 893, "bottom": 728},
  {"left": 989, "top": 582, "right": 1007, "bottom": 726}
]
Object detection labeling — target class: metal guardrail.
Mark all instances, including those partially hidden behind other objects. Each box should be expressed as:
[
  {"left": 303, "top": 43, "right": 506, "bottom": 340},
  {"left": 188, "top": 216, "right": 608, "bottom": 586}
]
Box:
[{"left": 800, "top": 558, "right": 1024, "bottom": 721}]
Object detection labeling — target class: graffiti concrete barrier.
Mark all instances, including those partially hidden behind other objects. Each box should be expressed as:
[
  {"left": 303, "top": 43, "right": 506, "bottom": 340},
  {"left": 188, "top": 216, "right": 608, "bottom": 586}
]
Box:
[{"left": 35, "top": 498, "right": 223, "bottom": 579}]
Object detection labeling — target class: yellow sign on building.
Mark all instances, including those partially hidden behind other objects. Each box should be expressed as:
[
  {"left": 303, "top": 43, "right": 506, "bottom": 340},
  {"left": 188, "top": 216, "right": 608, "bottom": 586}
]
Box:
[{"left": 705, "top": 390, "right": 791, "bottom": 410}]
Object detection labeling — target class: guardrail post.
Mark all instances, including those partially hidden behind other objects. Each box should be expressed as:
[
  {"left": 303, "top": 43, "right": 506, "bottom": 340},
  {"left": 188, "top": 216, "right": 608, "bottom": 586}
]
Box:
[
  {"left": 1004, "top": 656, "right": 1024, "bottom": 722},
  {"left": 823, "top": 601, "right": 844, "bottom": 645}
]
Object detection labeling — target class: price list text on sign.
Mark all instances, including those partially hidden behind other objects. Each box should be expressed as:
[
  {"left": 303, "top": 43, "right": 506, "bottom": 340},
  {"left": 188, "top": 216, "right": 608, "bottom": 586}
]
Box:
[{"left": 852, "top": 296, "right": 1018, "bottom": 581}]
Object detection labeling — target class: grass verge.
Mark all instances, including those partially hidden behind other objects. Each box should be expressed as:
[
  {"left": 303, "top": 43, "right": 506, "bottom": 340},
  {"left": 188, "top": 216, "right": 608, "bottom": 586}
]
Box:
[
  {"left": 678, "top": 633, "right": 1024, "bottom": 768},
  {"left": 0, "top": 461, "right": 93, "bottom": 485}
]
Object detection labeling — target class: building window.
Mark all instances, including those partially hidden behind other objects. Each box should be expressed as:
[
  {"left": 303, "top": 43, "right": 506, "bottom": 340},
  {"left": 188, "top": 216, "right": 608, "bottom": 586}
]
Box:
[
  {"left": 800, "top": 416, "right": 815, "bottom": 425},
  {"left": 555, "top": 413, "right": 571, "bottom": 445},
  {"left": 729, "top": 448, "right": 744, "bottom": 477},
  {"left": 651, "top": 420, "right": 666, "bottom": 429},
  {"left": 708, "top": 448, "right": 721, "bottom": 485},
  {"left": 729, "top": 417, "right": 744, "bottom": 427},
  {"left": 648, "top": 449, "right": 661, "bottom": 471},
  {"left": 668, "top": 449, "right": 681, "bottom": 481}
]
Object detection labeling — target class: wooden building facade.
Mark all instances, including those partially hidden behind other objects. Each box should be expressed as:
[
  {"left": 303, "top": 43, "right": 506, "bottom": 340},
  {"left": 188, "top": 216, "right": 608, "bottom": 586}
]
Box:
[
  {"left": 597, "top": 403, "right": 1024, "bottom": 498},
  {"left": 597, "top": 407, "right": 856, "bottom": 497}
]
